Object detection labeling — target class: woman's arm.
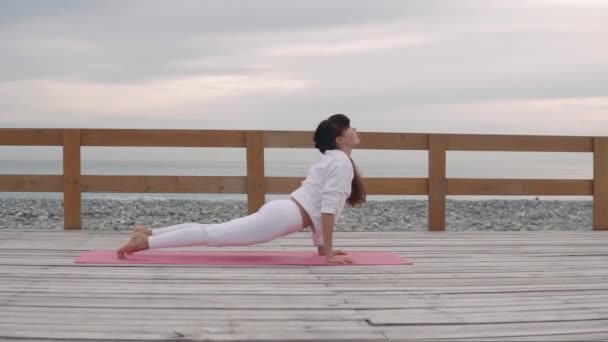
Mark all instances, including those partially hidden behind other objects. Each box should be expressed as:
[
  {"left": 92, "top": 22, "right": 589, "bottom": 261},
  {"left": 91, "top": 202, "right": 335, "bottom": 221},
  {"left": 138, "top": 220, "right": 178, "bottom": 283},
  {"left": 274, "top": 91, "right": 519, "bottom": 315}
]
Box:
[
  {"left": 321, "top": 213, "right": 335, "bottom": 256},
  {"left": 322, "top": 213, "right": 352, "bottom": 264},
  {"left": 319, "top": 156, "right": 354, "bottom": 264}
]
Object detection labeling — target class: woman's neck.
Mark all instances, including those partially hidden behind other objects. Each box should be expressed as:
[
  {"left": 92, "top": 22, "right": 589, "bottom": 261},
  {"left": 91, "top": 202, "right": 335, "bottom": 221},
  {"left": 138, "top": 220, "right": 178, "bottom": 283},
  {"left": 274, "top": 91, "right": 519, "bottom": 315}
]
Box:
[{"left": 337, "top": 146, "right": 352, "bottom": 156}]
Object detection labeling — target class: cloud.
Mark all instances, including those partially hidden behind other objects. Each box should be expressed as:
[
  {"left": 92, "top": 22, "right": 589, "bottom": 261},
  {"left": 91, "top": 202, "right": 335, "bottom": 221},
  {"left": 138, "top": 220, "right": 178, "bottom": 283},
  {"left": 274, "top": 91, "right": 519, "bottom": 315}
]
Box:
[
  {"left": 255, "top": 25, "right": 436, "bottom": 57},
  {"left": 0, "top": 0, "right": 607, "bottom": 135},
  {"left": 0, "top": 74, "right": 312, "bottom": 120}
]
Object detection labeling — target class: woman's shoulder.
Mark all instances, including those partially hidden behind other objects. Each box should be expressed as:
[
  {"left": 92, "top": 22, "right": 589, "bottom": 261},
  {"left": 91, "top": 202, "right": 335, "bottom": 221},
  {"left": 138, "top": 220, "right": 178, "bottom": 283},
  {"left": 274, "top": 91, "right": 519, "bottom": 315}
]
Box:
[{"left": 322, "top": 150, "right": 353, "bottom": 176}]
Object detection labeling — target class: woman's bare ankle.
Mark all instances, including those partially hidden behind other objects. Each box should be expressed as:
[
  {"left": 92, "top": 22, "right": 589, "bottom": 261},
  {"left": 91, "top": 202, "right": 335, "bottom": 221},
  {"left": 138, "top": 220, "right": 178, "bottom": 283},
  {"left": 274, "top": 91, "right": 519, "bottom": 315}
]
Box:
[
  {"left": 133, "top": 225, "right": 153, "bottom": 236},
  {"left": 117, "top": 232, "right": 150, "bottom": 259}
]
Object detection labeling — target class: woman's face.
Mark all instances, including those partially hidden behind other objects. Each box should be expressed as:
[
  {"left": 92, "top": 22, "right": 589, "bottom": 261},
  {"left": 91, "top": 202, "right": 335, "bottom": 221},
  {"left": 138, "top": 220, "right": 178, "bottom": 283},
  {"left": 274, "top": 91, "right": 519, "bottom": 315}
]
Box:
[{"left": 338, "top": 127, "right": 360, "bottom": 147}]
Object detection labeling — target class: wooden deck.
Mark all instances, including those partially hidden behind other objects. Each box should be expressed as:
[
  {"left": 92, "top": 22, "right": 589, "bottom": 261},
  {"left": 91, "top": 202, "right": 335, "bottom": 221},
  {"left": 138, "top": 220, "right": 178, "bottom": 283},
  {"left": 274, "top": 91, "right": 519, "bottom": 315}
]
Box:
[{"left": 1, "top": 230, "right": 608, "bottom": 341}]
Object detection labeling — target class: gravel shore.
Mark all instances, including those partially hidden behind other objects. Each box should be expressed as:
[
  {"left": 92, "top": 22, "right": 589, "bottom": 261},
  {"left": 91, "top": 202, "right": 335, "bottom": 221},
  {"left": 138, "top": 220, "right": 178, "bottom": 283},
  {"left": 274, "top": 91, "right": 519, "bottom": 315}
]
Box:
[{"left": 0, "top": 198, "right": 593, "bottom": 231}]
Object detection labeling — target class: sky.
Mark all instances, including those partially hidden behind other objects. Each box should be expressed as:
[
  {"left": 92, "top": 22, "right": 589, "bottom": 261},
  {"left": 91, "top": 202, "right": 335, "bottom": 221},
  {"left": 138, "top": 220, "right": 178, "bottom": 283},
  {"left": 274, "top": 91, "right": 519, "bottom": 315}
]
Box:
[{"left": 1, "top": 0, "right": 607, "bottom": 136}]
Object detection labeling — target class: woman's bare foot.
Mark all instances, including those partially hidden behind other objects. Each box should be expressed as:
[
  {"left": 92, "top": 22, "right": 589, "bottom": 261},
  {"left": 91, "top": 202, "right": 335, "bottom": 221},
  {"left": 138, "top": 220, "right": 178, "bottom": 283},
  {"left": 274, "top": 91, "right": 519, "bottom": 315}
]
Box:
[
  {"left": 116, "top": 232, "right": 150, "bottom": 259},
  {"left": 133, "top": 225, "right": 153, "bottom": 237}
]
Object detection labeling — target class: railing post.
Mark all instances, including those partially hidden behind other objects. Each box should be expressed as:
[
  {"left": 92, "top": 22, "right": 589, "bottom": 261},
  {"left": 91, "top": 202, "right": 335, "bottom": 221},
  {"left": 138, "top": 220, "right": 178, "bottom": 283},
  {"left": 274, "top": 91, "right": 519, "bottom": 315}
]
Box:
[
  {"left": 594, "top": 137, "right": 608, "bottom": 230},
  {"left": 62, "top": 129, "right": 81, "bottom": 230},
  {"left": 428, "top": 134, "right": 447, "bottom": 231},
  {"left": 246, "top": 131, "right": 265, "bottom": 214}
]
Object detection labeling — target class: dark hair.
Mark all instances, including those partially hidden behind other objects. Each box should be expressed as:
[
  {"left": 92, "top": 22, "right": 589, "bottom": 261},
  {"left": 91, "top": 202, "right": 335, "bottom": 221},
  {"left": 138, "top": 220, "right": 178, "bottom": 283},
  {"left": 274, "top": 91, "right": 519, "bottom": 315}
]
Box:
[{"left": 313, "top": 114, "right": 366, "bottom": 206}]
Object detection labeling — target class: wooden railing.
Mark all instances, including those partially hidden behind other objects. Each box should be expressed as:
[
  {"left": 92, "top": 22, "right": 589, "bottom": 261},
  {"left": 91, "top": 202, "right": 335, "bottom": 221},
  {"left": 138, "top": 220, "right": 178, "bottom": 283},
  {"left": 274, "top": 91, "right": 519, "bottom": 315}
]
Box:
[{"left": 1, "top": 128, "right": 607, "bottom": 231}]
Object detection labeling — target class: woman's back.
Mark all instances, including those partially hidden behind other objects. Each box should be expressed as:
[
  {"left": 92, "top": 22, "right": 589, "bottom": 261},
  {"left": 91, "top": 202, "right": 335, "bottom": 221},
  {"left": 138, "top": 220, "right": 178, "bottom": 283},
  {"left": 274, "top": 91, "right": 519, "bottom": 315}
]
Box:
[{"left": 291, "top": 149, "right": 354, "bottom": 246}]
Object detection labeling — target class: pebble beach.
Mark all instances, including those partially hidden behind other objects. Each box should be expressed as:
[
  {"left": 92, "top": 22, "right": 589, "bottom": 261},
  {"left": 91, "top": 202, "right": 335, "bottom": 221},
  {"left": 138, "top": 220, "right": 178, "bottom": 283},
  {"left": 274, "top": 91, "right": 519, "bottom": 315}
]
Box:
[{"left": 0, "top": 198, "right": 593, "bottom": 232}]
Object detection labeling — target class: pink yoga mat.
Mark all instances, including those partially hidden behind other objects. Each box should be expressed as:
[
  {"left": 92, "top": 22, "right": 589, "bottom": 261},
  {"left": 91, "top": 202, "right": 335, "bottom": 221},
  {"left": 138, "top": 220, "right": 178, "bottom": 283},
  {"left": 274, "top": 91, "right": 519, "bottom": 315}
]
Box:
[{"left": 75, "top": 250, "right": 412, "bottom": 266}]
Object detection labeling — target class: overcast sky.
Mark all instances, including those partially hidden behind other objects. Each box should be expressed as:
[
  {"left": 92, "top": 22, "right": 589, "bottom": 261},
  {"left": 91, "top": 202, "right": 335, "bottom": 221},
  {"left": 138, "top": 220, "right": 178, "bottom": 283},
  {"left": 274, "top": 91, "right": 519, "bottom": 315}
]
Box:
[{"left": 1, "top": 0, "right": 607, "bottom": 136}]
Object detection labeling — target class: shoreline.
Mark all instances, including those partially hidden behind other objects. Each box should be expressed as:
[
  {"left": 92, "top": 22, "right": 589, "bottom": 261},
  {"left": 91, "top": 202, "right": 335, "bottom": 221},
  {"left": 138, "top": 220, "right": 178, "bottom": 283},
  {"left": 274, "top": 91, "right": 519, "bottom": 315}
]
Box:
[{"left": 1, "top": 198, "right": 593, "bottom": 232}]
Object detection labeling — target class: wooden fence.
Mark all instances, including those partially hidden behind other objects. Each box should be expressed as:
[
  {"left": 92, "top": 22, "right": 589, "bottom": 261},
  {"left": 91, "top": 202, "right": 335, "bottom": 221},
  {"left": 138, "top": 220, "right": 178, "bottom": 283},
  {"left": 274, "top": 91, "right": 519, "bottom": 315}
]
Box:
[{"left": 0, "top": 128, "right": 607, "bottom": 231}]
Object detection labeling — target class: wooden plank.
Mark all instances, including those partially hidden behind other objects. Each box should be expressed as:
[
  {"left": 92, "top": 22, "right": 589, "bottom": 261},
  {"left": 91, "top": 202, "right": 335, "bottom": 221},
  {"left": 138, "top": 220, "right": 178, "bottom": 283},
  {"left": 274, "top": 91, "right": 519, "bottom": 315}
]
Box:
[
  {"left": 323, "top": 283, "right": 608, "bottom": 292},
  {"left": 0, "top": 175, "right": 62, "bottom": 192},
  {"left": 367, "top": 308, "right": 608, "bottom": 325},
  {"left": 2, "top": 297, "right": 346, "bottom": 309},
  {"left": 4, "top": 263, "right": 606, "bottom": 275},
  {"left": 3, "top": 267, "right": 608, "bottom": 279},
  {"left": 448, "top": 179, "right": 593, "bottom": 196},
  {"left": 0, "top": 267, "right": 317, "bottom": 277},
  {"left": 428, "top": 134, "right": 447, "bottom": 231},
  {"left": 343, "top": 296, "right": 608, "bottom": 309},
  {"left": 80, "top": 129, "right": 247, "bottom": 147},
  {"left": 362, "top": 178, "right": 428, "bottom": 195},
  {"left": 4, "top": 257, "right": 608, "bottom": 268},
  {"left": 318, "top": 271, "right": 608, "bottom": 280},
  {"left": 81, "top": 175, "right": 246, "bottom": 193},
  {"left": 351, "top": 132, "right": 429, "bottom": 150},
  {"left": 0, "top": 306, "right": 366, "bottom": 320},
  {"left": 341, "top": 290, "right": 608, "bottom": 298},
  {"left": 446, "top": 134, "right": 593, "bottom": 152},
  {"left": 4, "top": 266, "right": 603, "bottom": 280},
  {"left": 246, "top": 131, "right": 265, "bottom": 214},
  {"left": 265, "top": 177, "right": 304, "bottom": 194},
  {"left": 0, "top": 321, "right": 385, "bottom": 341},
  {"left": 2, "top": 275, "right": 605, "bottom": 288},
  {"left": 263, "top": 131, "right": 314, "bottom": 148},
  {"left": 594, "top": 137, "right": 608, "bottom": 230},
  {"left": 381, "top": 320, "right": 608, "bottom": 340},
  {"left": 3, "top": 296, "right": 607, "bottom": 312},
  {"left": 1, "top": 129, "right": 594, "bottom": 152},
  {"left": 0, "top": 128, "right": 62, "bottom": 146},
  {"left": 263, "top": 131, "right": 429, "bottom": 150},
  {"left": 451, "top": 332, "right": 608, "bottom": 341},
  {"left": 62, "top": 129, "right": 81, "bottom": 230},
  {"left": 266, "top": 177, "right": 428, "bottom": 195}
]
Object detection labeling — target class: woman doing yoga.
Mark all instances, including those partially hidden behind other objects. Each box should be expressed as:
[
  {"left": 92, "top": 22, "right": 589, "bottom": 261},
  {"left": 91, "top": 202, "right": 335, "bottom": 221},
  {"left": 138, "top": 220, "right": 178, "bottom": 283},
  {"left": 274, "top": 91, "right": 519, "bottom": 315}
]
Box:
[{"left": 116, "top": 114, "right": 367, "bottom": 264}]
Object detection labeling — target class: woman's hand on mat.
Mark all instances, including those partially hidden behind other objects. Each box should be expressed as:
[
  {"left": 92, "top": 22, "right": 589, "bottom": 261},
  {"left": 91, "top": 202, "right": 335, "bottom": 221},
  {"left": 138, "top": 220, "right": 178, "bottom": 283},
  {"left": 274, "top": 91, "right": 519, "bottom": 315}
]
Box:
[{"left": 326, "top": 255, "right": 353, "bottom": 264}]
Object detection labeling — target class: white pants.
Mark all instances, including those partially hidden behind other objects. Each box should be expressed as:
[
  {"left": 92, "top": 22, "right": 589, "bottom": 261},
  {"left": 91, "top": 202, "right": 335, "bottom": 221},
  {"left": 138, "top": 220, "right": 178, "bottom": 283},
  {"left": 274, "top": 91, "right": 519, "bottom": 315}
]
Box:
[{"left": 148, "top": 199, "right": 304, "bottom": 249}]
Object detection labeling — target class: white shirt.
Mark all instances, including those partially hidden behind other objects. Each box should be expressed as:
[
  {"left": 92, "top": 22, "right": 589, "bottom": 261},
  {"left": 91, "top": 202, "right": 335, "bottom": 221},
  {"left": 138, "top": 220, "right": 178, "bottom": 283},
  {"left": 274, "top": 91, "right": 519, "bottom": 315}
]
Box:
[{"left": 291, "top": 149, "right": 354, "bottom": 247}]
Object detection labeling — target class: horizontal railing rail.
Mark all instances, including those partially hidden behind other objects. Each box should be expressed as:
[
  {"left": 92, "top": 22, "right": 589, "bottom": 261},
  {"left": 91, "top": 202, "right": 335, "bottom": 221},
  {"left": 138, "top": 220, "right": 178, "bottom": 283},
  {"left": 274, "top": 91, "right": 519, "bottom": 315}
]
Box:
[{"left": 1, "top": 128, "right": 606, "bottom": 231}]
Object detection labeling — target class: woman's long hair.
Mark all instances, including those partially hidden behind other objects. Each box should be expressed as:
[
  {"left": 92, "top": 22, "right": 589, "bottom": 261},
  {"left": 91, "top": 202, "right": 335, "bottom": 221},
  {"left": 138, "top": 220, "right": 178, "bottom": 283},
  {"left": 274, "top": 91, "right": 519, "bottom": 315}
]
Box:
[{"left": 313, "top": 114, "right": 367, "bottom": 206}]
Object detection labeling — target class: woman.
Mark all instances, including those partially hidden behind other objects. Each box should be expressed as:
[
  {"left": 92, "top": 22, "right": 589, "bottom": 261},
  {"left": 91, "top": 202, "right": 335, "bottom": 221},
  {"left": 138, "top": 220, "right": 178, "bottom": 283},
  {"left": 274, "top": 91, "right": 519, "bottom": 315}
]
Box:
[{"left": 116, "top": 114, "right": 367, "bottom": 264}]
